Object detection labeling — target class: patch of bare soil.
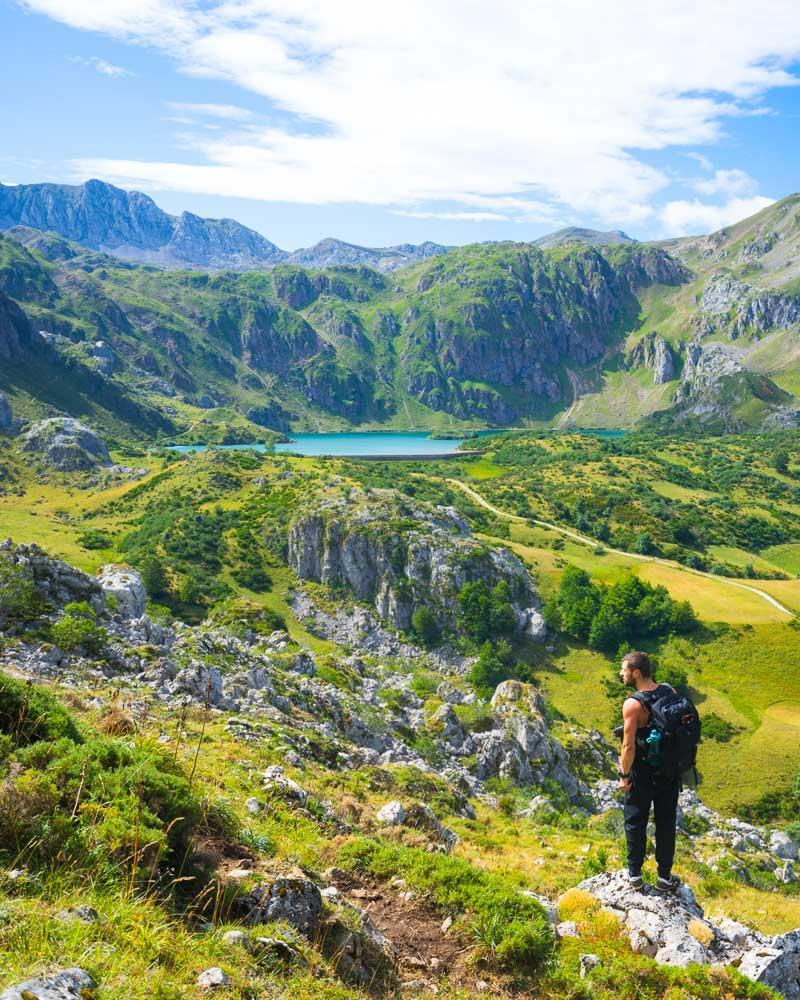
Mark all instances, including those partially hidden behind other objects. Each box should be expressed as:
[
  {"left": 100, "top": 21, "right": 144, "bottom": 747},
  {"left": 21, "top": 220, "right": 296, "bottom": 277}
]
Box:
[{"left": 327, "top": 869, "right": 513, "bottom": 997}]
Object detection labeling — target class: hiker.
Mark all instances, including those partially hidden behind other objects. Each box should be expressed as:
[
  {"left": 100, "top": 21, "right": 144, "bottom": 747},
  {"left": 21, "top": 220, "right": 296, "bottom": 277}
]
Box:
[{"left": 618, "top": 650, "right": 700, "bottom": 893}]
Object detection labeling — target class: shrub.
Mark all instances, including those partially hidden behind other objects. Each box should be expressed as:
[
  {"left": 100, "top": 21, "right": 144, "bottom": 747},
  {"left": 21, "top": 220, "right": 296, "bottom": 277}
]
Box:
[
  {"left": 0, "top": 671, "right": 82, "bottom": 747},
  {"left": 338, "top": 837, "right": 554, "bottom": 973},
  {"left": 457, "top": 580, "right": 517, "bottom": 643},
  {"left": 467, "top": 640, "right": 532, "bottom": 697},
  {"left": 139, "top": 555, "right": 169, "bottom": 598},
  {"left": 50, "top": 601, "right": 108, "bottom": 655},
  {"left": 702, "top": 712, "right": 737, "bottom": 743},
  {"left": 411, "top": 606, "right": 441, "bottom": 647},
  {"left": 205, "top": 597, "right": 286, "bottom": 637},
  {"left": 4, "top": 735, "right": 202, "bottom": 875},
  {"left": 78, "top": 528, "right": 113, "bottom": 550},
  {"left": 0, "top": 556, "right": 43, "bottom": 626}
]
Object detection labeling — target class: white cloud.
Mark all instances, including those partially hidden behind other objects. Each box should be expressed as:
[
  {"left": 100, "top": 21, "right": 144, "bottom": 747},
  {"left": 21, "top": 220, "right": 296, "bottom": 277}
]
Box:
[
  {"left": 165, "top": 102, "right": 253, "bottom": 121},
  {"left": 67, "top": 54, "right": 133, "bottom": 77},
  {"left": 392, "top": 209, "right": 510, "bottom": 223},
  {"left": 660, "top": 195, "right": 774, "bottom": 235},
  {"left": 26, "top": 1, "right": 800, "bottom": 224},
  {"left": 693, "top": 168, "right": 759, "bottom": 197}
]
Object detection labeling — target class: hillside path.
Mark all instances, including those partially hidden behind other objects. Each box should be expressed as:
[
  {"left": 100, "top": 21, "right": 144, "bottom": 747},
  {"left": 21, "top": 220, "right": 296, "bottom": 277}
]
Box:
[{"left": 447, "top": 478, "right": 795, "bottom": 619}]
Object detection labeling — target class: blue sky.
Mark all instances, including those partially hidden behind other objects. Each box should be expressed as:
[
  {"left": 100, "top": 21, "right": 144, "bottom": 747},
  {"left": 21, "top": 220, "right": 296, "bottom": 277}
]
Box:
[{"left": 2, "top": 0, "right": 800, "bottom": 251}]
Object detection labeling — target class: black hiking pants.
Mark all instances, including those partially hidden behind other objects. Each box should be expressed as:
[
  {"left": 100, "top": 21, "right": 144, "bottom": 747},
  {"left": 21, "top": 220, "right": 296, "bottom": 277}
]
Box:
[{"left": 624, "top": 767, "right": 680, "bottom": 878}]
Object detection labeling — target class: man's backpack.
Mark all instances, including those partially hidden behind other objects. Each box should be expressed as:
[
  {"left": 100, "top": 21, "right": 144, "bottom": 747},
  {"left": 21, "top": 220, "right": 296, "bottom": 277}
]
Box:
[{"left": 633, "top": 686, "right": 701, "bottom": 779}]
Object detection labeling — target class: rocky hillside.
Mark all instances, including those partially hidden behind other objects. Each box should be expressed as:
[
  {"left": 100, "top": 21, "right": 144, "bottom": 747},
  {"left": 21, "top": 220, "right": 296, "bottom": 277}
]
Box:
[
  {"left": 1, "top": 526, "right": 799, "bottom": 997},
  {"left": 3, "top": 184, "right": 800, "bottom": 435},
  {"left": 0, "top": 226, "right": 689, "bottom": 436}
]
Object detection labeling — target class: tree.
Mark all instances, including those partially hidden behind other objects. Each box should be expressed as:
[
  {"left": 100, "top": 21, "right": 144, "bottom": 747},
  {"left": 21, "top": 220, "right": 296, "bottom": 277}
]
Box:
[
  {"left": 50, "top": 602, "right": 108, "bottom": 655},
  {"left": 457, "top": 581, "right": 517, "bottom": 643},
  {"left": 467, "top": 640, "right": 517, "bottom": 696},
  {"left": 773, "top": 450, "right": 790, "bottom": 475},
  {"left": 411, "top": 606, "right": 441, "bottom": 648},
  {"left": 0, "top": 557, "right": 41, "bottom": 626},
  {"left": 139, "top": 555, "right": 168, "bottom": 598},
  {"left": 634, "top": 532, "right": 655, "bottom": 555}
]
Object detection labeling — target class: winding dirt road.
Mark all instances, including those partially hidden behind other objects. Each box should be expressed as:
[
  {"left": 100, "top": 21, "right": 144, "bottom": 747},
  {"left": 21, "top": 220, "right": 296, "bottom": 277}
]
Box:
[{"left": 447, "top": 478, "right": 795, "bottom": 619}]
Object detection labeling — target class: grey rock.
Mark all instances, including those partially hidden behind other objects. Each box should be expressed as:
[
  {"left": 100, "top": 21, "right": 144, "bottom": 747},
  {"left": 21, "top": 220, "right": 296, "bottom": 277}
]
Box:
[
  {"left": 0, "top": 968, "right": 95, "bottom": 1000},
  {"left": 245, "top": 797, "right": 263, "bottom": 815},
  {"left": 21, "top": 417, "right": 111, "bottom": 471},
  {"left": 776, "top": 861, "right": 797, "bottom": 885},
  {"left": 579, "top": 953, "right": 601, "bottom": 977},
  {"left": 240, "top": 871, "right": 323, "bottom": 938},
  {"left": 54, "top": 904, "right": 100, "bottom": 924},
  {"left": 98, "top": 564, "right": 146, "bottom": 618},
  {"left": 197, "top": 967, "right": 230, "bottom": 988},
  {"left": 0, "top": 392, "right": 14, "bottom": 432},
  {"left": 739, "top": 930, "right": 800, "bottom": 999},
  {"left": 376, "top": 800, "right": 406, "bottom": 826},
  {"left": 288, "top": 493, "right": 535, "bottom": 632},
  {"left": 626, "top": 331, "right": 676, "bottom": 384},
  {"left": 262, "top": 765, "right": 308, "bottom": 804},
  {"left": 222, "top": 930, "right": 249, "bottom": 947},
  {"left": 770, "top": 831, "right": 800, "bottom": 861},
  {"left": 556, "top": 920, "right": 579, "bottom": 938},
  {"left": 0, "top": 541, "right": 104, "bottom": 612}
]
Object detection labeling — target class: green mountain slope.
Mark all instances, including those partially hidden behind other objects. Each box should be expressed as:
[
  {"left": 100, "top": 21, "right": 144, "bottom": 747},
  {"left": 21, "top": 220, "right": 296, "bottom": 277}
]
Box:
[{"left": 2, "top": 193, "right": 800, "bottom": 439}]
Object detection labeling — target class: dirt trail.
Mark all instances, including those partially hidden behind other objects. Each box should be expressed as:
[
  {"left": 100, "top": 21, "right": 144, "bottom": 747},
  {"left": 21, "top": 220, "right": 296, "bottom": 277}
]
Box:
[{"left": 447, "top": 478, "right": 794, "bottom": 619}]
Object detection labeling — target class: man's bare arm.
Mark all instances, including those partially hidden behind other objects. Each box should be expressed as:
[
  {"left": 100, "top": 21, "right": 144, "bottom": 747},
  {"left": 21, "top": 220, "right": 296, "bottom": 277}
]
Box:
[{"left": 620, "top": 698, "right": 640, "bottom": 782}]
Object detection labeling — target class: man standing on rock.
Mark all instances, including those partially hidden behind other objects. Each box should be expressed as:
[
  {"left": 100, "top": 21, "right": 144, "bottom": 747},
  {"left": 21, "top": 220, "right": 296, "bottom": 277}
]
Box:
[{"left": 619, "top": 650, "right": 682, "bottom": 893}]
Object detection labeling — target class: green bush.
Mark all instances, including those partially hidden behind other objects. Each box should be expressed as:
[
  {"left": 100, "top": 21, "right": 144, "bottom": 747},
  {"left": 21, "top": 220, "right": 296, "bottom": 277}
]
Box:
[
  {"left": 3, "top": 735, "right": 201, "bottom": 875},
  {"left": 0, "top": 556, "right": 43, "bottom": 626},
  {"left": 411, "top": 606, "right": 441, "bottom": 647},
  {"left": 548, "top": 567, "right": 697, "bottom": 653},
  {"left": 0, "top": 671, "right": 82, "bottom": 747},
  {"left": 338, "top": 837, "right": 554, "bottom": 973},
  {"left": 205, "top": 596, "right": 286, "bottom": 637},
  {"left": 457, "top": 580, "right": 517, "bottom": 643},
  {"left": 78, "top": 528, "right": 113, "bottom": 550},
  {"left": 50, "top": 601, "right": 108, "bottom": 654},
  {"left": 702, "top": 712, "right": 737, "bottom": 743},
  {"left": 467, "top": 640, "right": 532, "bottom": 697}
]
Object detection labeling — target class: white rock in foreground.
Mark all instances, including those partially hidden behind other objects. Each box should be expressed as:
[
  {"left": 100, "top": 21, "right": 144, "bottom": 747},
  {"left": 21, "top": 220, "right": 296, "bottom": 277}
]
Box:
[{"left": 578, "top": 870, "right": 800, "bottom": 997}]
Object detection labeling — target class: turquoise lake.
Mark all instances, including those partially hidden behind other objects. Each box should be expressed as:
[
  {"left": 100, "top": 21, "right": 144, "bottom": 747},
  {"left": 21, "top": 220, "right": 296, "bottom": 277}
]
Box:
[{"left": 168, "top": 427, "right": 622, "bottom": 458}]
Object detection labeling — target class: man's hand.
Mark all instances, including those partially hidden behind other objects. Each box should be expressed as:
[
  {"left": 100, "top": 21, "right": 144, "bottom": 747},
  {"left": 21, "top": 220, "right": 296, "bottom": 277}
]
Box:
[{"left": 619, "top": 776, "right": 632, "bottom": 792}]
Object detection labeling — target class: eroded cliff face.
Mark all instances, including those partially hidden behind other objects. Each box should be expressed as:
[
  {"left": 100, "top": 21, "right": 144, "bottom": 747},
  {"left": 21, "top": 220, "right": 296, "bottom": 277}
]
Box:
[
  {"left": 287, "top": 491, "right": 537, "bottom": 632},
  {"left": 399, "top": 245, "right": 689, "bottom": 420},
  {"left": 695, "top": 273, "right": 800, "bottom": 340}
]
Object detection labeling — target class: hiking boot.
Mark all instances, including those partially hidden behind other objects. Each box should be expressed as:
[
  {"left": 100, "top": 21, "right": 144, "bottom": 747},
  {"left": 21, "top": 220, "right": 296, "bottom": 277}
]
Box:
[
  {"left": 628, "top": 872, "right": 643, "bottom": 890},
  {"left": 655, "top": 874, "right": 681, "bottom": 894}
]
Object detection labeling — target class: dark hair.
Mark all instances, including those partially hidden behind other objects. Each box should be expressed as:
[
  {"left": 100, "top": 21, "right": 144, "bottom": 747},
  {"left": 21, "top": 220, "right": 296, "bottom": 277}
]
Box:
[{"left": 622, "top": 650, "right": 651, "bottom": 677}]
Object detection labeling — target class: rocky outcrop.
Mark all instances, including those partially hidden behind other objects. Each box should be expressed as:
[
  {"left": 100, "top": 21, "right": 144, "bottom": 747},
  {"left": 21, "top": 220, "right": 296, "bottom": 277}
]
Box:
[
  {"left": 97, "top": 565, "right": 146, "bottom": 619},
  {"left": 659, "top": 342, "right": 798, "bottom": 432},
  {"left": 473, "top": 680, "right": 584, "bottom": 800},
  {"left": 0, "top": 540, "right": 104, "bottom": 611},
  {"left": 287, "top": 491, "right": 536, "bottom": 632},
  {"left": 240, "top": 305, "right": 321, "bottom": 374},
  {"left": 0, "top": 968, "right": 95, "bottom": 1000},
  {"left": 240, "top": 871, "right": 323, "bottom": 938},
  {"left": 697, "top": 273, "right": 800, "bottom": 340},
  {"left": 626, "top": 332, "right": 676, "bottom": 384},
  {"left": 286, "top": 237, "right": 449, "bottom": 273},
  {"left": 400, "top": 244, "right": 688, "bottom": 419},
  {"left": 578, "top": 870, "right": 800, "bottom": 995},
  {"left": 0, "top": 392, "right": 14, "bottom": 433},
  {"left": 0, "top": 289, "right": 41, "bottom": 362},
  {"left": 21, "top": 417, "right": 111, "bottom": 470}
]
